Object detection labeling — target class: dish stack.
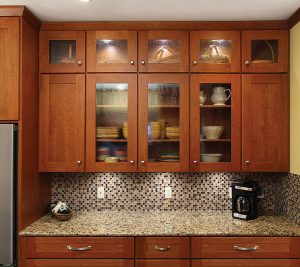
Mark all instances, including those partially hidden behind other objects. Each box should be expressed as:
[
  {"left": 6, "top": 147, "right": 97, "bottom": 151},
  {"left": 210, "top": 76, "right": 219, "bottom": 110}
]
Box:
[
  {"left": 97, "top": 127, "right": 120, "bottom": 139},
  {"left": 122, "top": 122, "right": 128, "bottom": 139},
  {"left": 96, "top": 146, "right": 110, "bottom": 162},
  {"left": 115, "top": 149, "right": 127, "bottom": 162},
  {"left": 166, "top": 126, "right": 180, "bottom": 139},
  {"left": 149, "top": 122, "right": 161, "bottom": 139},
  {"left": 159, "top": 152, "right": 180, "bottom": 162}
]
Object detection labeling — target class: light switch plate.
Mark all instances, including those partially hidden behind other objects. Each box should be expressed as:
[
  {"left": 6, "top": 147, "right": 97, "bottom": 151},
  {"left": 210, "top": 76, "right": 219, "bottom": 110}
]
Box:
[
  {"left": 165, "top": 186, "right": 172, "bottom": 199},
  {"left": 97, "top": 186, "right": 105, "bottom": 199}
]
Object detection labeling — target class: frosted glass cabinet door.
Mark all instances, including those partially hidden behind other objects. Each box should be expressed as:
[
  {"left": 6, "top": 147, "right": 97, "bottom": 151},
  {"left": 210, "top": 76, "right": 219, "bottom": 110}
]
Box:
[
  {"left": 190, "top": 31, "right": 240, "bottom": 73},
  {"left": 87, "top": 31, "right": 137, "bottom": 72},
  {"left": 139, "top": 31, "right": 189, "bottom": 72},
  {"left": 190, "top": 74, "right": 241, "bottom": 172},
  {"left": 40, "top": 31, "right": 86, "bottom": 73}
]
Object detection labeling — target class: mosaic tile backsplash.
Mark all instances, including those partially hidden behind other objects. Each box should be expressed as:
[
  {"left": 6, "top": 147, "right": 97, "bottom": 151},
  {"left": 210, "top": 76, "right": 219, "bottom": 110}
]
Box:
[{"left": 51, "top": 172, "right": 287, "bottom": 215}]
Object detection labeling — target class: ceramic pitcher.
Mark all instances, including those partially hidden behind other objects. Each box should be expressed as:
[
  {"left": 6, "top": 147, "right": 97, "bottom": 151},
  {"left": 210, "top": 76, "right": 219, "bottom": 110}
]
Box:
[
  {"left": 200, "top": 91, "right": 206, "bottom": 105},
  {"left": 211, "top": 87, "right": 231, "bottom": 105}
]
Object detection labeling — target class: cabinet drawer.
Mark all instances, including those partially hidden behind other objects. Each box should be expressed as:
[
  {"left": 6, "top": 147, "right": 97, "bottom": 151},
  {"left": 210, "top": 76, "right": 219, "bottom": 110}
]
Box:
[
  {"left": 192, "top": 237, "right": 297, "bottom": 259},
  {"left": 136, "top": 260, "right": 190, "bottom": 267},
  {"left": 24, "top": 237, "right": 134, "bottom": 259},
  {"left": 192, "top": 259, "right": 300, "bottom": 267},
  {"left": 136, "top": 237, "right": 190, "bottom": 258},
  {"left": 25, "top": 259, "right": 134, "bottom": 267}
]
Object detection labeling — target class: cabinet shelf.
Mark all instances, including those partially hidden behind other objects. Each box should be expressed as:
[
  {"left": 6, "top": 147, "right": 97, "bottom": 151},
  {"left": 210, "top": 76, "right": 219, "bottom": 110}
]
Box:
[
  {"left": 200, "top": 105, "right": 231, "bottom": 108},
  {"left": 149, "top": 139, "right": 180, "bottom": 142},
  {"left": 200, "top": 139, "right": 231, "bottom": 142},
  {"left": 96, "top": 139, "right": 127, "bottom": 142}
]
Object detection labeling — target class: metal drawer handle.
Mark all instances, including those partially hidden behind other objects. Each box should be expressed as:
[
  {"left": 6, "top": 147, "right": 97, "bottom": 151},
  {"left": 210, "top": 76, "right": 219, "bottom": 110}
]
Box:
[
  {"left": 234, "top": 245, "right": 259, "bottom": 251},
  {"left": 154, "top": 245, "right": 171, "bottom": 251},
  {"left": 67, "top": 245, "right": 92, "bottom": 251}
]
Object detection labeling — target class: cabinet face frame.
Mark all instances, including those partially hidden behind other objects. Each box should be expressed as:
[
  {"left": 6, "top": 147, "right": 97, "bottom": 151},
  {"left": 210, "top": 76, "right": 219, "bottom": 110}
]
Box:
[
  {"left": 242, "top": 74, "right": 289, "bottom": 172},
  {"left": 87, "top": 31, "right": 137, "bottom": 72},
  {"left": 190, "top": 31, "right": 241, "bottom": 73},
  {"left": 0, "top": 17, "right": 19, "bottom": 120},
  {"left": 190, "top": 74, "right": 241, "bottom": 172},
  {"left": 40, "top": 31, "right": 86, "bottom": 73},
  {"left": 138, "top": 74, "right": 189, "bottom": 172},
  {"left": 86, "top": 74, "right": 138, "bottom": 172},
  {"left": 138, "top": 31, "right": 189, "bottom": 72},
  {"left": 39, "top": 74, "right": 85, "bottom": 172},
  {"left": 242, "top": 30, "right": 288, "bottom": 73}
]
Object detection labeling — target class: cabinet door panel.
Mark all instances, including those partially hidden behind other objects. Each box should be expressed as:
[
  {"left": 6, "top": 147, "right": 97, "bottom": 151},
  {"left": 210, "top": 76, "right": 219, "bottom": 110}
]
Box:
[
  {"left": 139, "top": 31, "right": 189, "bottom": 72},
  {"left": 0, "top": 18, "right": 19, "bottom": 120},
  {"left": 190, "top": 74, "right": 241, "bottom": 172},
  {"left": 86, "top": 74, "right": 138, "bottom": 172},
  {"left": 39, "top": 74, "right": 85, "bottom": 172},
  {"left": 242, "top": 74, "right": 288, "bottom": 172},
  {"left": 87, "top": 31, "right": 137, "bottom": 72},
  {"left": 40, "top": 31, "right": 85, "bottom": 73},
  {"left": 138, "top": 74, "right": 189, "bottom": 172}
]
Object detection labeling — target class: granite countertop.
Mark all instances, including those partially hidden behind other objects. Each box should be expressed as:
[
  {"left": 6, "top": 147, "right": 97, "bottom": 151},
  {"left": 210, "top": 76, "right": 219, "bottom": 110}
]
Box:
[{"left": 20, "top": 211, "right": 300, "bottom": 237}]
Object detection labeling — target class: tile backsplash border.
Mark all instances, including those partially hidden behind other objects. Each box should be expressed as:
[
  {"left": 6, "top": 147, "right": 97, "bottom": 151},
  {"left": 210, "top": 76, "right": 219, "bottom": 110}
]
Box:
[{"left": 51, "top": 172, "right": 286, "bottom": 216}]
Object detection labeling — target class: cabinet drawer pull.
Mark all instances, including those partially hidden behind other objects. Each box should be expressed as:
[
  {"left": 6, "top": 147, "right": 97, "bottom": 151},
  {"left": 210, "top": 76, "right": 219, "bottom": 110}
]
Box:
[
  {"left": 234, "top": 245, "right": 258, "bottom": 251},
  {"left": 154, "top": 245, "right": 171, "bottom": 251},
  {"left": 67, "top": 245, "right": 92, "bottom": 251}
]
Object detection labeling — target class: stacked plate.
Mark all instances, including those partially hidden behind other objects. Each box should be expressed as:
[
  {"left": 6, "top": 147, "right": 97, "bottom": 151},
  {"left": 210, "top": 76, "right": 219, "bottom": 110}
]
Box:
[
  {"left": 159, "top": 152, "right": 180, "bottom": 162},
  {"left": 122, "top": 122, "right": 128, "bottom": 139},
  {"left": 96, "top": 146, "right": 109, "bottom": 162},
  {"left": 150, "top": 122, "right": 161, "bottom": 139},
  {"left": 97, "top": 127, "right": 120, "bottom": 139},
  {"left": 115, "top": 149, "right": 127, "bottom": 162},
  {"left": 166, "top": 126, "right": 180, "bottom": 139}
]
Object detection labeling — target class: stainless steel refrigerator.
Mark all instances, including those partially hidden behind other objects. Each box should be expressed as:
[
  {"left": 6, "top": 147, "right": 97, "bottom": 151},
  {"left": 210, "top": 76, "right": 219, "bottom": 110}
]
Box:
[{"left": 0, "top": 124, "right": 17, "bottom": 267}]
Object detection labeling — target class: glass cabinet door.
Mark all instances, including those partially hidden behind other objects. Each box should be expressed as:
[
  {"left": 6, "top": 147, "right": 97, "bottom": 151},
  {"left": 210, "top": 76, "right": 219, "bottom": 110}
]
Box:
[
  {"left": 87, "top": 31, "right": 137, "bottom": 72},
  {"left": 242, "top": 30, "right": 288, "bottom": 73},
  {"left": 190, "top": 74, "right": 241, "bottom": 172},
  {"left": 86, "top": 74, "right": 137, "bottom": 172},
  {"left": 138, "top": 74, "right": 189, "bottom": 172},
  {"left": 139, "top": 31, "right": 189, "bottom": 72},
  {"left": 190, "top": 31, "right": 240, "bottom": 73},
  {"left": 40, "top": 31, "right": 85, "bottom": 73}
]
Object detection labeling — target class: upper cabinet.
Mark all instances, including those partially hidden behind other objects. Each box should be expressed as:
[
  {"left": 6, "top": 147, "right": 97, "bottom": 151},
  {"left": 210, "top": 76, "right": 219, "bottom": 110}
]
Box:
[
  {"left": 0, "top": 18, "right": 19, "bottom": 120},
  {"left": 242, "top": 30, "right": 288, "bottom": 73},
  {"left": 242, "top": 74, "right": 289, "bottom": 172},
  {"left": 138, "top": 74, "right": 189, "bottom": 172},
  {"left": 40, "top": 31, "right": 86, "bottom": 73},
  {"left": 87, "top": 31, "right": 137, "bottom": 72},
  {"left": 138, "top": 31, "right": 189, "bottom": 72},
  {"left": 190, "top": 31, "right": 240, "bottom": 73}
]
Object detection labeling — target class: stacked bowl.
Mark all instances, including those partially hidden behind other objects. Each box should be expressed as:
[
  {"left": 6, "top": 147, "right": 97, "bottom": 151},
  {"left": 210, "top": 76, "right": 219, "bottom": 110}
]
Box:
[
  {"left": 166, "top": 126, "right": 180, "bottom": 139},
  {"left": 149, "top": 122, "right": 161, "bottom": 139}
]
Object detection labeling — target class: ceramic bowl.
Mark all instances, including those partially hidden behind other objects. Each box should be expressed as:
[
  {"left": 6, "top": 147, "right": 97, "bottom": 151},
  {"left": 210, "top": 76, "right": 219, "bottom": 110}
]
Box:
[
  {"left": 104, "top": 157, "right": 119, "bottom": 163},
  {"left": 202, "top": 126, "right": 224, "bottom": 139},
  {"left": 200, "top": 154, "right": 223, "bottom": 162}
]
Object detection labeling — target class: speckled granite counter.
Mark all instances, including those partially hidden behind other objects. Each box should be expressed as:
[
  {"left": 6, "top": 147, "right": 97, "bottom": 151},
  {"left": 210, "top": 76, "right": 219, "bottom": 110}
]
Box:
[{"left": 20, "top": 211, "right": 300, "bottom": 237}]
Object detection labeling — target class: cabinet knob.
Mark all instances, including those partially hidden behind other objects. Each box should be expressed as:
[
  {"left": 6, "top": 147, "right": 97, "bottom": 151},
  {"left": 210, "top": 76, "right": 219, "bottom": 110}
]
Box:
[
  {"left": 245, "top": 60, "right": 250, "bottom": 65},
  {"left": 130, "top": 160, "right": 134, "bottom": 165},
  {"left": 245, "top": 160, "right": 250, "bottom": 164},
  {"left": 141, "top": 60, "right": 146, "bottom": 65},
  {"left": 193, "top": 60, "right": 198, "bottom": 65},
  {"left": 141, "top": 161, "right": 145, "bottom": 165},
  {"left": 77, "top": 60, "right": 82, "bottom": 65},
  {"left": 77, "top": 160, "right": 81, "bottom": 165},
  {"left": 193, "top": 160, "right": 198, "bottom": 164},
  {"left": 130, "top": 60, "right": 134, "bottom": 65}
]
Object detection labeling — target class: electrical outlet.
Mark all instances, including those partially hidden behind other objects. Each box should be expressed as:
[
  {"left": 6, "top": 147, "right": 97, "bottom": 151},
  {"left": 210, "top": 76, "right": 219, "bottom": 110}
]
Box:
[
  {"left": 228, "top": 187, "right": 232, "bottom": 199},
  {"left": 97, "top": 186, "right": 105, "bottom": 199},
  {"left": 165, "top": 186, "right": 172, "bottom": 199}
]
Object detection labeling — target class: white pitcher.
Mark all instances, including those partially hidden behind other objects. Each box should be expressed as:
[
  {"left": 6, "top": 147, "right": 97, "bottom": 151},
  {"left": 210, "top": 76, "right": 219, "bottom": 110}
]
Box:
[
  {"left": 200, "top": 91, "right": 206, "bottom": 105},
  {"left": 211, "top": 87, "right": 231, "bottom": 105}
]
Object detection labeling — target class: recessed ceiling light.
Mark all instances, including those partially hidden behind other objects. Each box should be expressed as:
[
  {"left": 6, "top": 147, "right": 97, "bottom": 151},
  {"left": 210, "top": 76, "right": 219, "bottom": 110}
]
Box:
[{"left": 79, "top": 0, "right": 92, "bottom": 3}]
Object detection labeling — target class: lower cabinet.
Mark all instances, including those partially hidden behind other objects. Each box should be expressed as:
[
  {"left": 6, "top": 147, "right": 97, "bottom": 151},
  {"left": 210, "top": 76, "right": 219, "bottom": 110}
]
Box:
[{"left": 23, "top": 236, "right": 300, "bottom": 267}]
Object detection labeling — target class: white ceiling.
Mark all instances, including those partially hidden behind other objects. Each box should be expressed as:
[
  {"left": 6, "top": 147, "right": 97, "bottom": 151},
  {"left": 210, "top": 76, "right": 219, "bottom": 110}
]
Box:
[{"left": 0, "top": 0, "right": 299, "bottom": 22}]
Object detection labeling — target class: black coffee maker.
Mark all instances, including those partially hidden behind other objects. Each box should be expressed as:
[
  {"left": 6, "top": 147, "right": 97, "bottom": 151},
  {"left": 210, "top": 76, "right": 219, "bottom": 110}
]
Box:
[{"left": 232, "top": 181, "right": 259, "bottom": 220}]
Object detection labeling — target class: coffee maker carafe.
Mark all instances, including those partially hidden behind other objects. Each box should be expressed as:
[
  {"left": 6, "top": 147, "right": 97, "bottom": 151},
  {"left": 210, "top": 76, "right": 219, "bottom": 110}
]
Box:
[{"left": 232, "top": 181, "right": 259, "bottom": 220}]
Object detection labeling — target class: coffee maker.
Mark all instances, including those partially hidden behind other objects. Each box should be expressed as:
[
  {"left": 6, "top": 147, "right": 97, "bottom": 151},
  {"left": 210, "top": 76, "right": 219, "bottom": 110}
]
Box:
[{"left": 232, "top": 181, "right": 259, "bottom": 220}]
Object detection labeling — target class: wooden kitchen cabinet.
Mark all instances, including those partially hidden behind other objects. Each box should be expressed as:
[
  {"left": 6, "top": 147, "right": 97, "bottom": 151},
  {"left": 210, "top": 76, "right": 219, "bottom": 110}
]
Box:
[
  {"left": 190, "top": 74, "right": 241, "bottom": 172},
  {"left": 86, "top": 74, "right": 138, "bottom": 172},
  {"left": 40, "top": 31, "right": 86, "bottom": 73},
  {"left": 242, "top": 74, "right": 289, "bottom": 172},
  {"left": 0, "top": 18, "right": 19, "bottom": 120},
  {"left": 138, "top": 31, "right": 189, "bottom": 72},
  {"left": 87, "top": 31, "right": 137, "bottom": 72},
  {"left": 190, "top": 31, "right": 240, "bottom": 73},
  {"left": 136, "top": 260, "right": 190, "bottom": 267},
  {"left": 242, "top": 30, "right": 288, "bottom": 73},
  {"left": 138, "top": 74, "right": 189, "bottom": 172},
  {"left": 39, "top": 74, "right": 85, "bottom": 172}
]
